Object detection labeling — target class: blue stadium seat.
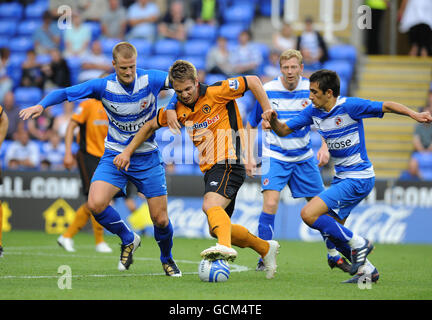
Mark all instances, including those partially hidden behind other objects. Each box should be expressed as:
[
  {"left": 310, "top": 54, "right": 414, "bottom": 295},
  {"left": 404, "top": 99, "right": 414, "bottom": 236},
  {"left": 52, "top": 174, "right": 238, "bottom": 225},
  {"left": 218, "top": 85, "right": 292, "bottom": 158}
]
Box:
[
  {"left": 205, "top": 73, "right": 226, "bottom": 85},
  {"left": 153, "top": 39, "right": 182, "bottom": 57},
  {"left": 339, "top": 77, "right": 349, "bottom": 96},
  {"left": 180, "top": 56, "right": 206, "bottom": 71},
  {"left": 259, "top": 0, "right": 284, "bottom": 16},
  {"left": 9, "top": 37, "right": 34, "bottom": 53},
  {"left": 25, "top": 1, "right": 49, "bottom": 19},
  {"left": 128, "top": 39, "right": 153, "bottom": 57},
  {"left": 14, "top": 87, "right": 43, "bottom": 108},
  {"left": 223, "top": 5, "right": 255, "bottom": 26},
  {"left": 101, "top": 38, "right": 122, "bottom": 56},
  {"left": 187, "top": 24, "right": 218, "bottom": 41},
  {"left": 328, "top": 44, "right": 357, "bottom": 64},
  {"left": 0, "top": 19, "right": 18, "bottom": 37},
  {"left": 0, "top": 139, "right": 12, "bottom": 169},
  {"left": 0, "top": 2, "right": 23, "bottom": 19},
  {"left": 218, "top": 24, "right": 246, "bottom": 42},
  {"left": 84, "top": 21, "right": 102, "bottom": 41},
  {"left": 17, "top": 20, "right": 43, "bottom": 36},
  {"left": 65, "top": 56, "right": 82, "bottom": 85},
  {"left": 145, "top": 55, "right": 176, "bottom": 71},
  {"left": 323, "top": 60, "right": 354, "bottom": 80},
  {"left": 182, "top": 40, "right": 212, "bottom": 57},
  {"left": 36, "top": 54, "right": 52, "bottom": 65}
]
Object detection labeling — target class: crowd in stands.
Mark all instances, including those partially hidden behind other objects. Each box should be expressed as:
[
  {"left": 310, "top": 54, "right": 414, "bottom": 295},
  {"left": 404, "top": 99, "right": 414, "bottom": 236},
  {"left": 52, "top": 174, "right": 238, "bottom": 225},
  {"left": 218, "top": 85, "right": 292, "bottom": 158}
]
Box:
[{"left": 4, "top": 0, "right": 427, "bottom": 181}]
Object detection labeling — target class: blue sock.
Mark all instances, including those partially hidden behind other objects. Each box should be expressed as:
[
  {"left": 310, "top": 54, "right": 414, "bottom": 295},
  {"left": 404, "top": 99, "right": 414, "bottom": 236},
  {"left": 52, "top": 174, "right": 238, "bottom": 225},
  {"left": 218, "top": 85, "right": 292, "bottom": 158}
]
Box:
[
  {"left": 92, "top": 206, "right": 134, "bottom": 245},
  {"left": 311, "top": 215, "right": 353, "bottom": 244},
  {"left": 154, "top": 220, "right": 173, "bottom": 264},
  {"left": 329, "top": 236, "right": 353, "bottom": 262},
  {"left": 258, "top": 212, "right": 275, "bottom": 241}
]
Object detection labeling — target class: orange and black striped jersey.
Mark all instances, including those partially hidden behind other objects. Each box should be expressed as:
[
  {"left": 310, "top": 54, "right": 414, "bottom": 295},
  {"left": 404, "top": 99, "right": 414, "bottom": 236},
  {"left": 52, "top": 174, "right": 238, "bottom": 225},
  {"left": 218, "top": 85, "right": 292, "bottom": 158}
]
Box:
[
  {"left": 72, "top": 99, "right": 108, "bottom": 158},
  {"left": 157, "top": 76, "right": 248, "bottom": 173}
]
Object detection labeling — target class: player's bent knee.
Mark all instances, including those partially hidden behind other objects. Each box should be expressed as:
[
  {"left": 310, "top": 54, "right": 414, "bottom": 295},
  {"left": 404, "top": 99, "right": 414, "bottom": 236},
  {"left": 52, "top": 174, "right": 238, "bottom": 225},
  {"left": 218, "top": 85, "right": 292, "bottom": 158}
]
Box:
[
  {"left": 151, "top": 213, "right": 169, "bottom": 228},
  {"left": 87, "top": 199, "right": 107, "bottom": 215},
  {"left": 300, "top": 206, "right": 316, "bottom": 226}
]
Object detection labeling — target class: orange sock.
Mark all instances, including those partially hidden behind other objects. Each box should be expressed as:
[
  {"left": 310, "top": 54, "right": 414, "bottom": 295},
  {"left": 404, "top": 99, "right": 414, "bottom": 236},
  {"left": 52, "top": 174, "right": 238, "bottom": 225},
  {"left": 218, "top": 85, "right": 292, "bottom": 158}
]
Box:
[
  {"left": 90, "top": 214, "right": 105, "bottom": 245},
  {"left": 0, "top": 201, "right": 3, "bottom": 246},
  {"left": 206, "top": 206, "right": 232, "bottom": 247},
  {"left": 231, "top": 224, "right": 270, "bottom": 257},
  {"left": 63, "top": 203, "right": 91, "bottom": 238}
]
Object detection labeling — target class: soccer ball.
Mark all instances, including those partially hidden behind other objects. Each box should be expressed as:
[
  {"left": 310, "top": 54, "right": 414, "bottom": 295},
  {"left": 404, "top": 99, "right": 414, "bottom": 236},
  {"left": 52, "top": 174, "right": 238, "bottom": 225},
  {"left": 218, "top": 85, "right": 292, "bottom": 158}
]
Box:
[{"left": 198, "top": 259, "right": 230, "bottom": 282}]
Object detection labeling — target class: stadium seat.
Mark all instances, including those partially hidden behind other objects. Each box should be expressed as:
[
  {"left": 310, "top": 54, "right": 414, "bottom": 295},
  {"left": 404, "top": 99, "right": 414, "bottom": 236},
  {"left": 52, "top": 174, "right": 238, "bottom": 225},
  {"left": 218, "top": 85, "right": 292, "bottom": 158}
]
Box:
[
  {"left": 145, "top": 55, "right": 176, "bottom": 71},
  {"left": 0, "top": 2, "right": 23, "bottom": 19},
  {"left": 128, "top": 39, "right": 153, "bottom": 57},
  {"left": 153, "top": 39, "right": 182, "bottom": 57},
  {"left": 205, "top": 73, "right": 226, "bottom": 85},
  {"left": 9, "top": 37, "right": 34, "bottom": 53},
  {"left": 182, "top": 40, "right": 212, "bottom": 57},
  {"left": 0, "top": 19, "right": 18, "bottom": 37},
  {"left": 0, "top": 139, "right": 12, "bottom": 169},
  {"left": 218, "top": 24, "right": 247, "bottom": 42},
  {"left": 187, "top": 24, "right": 218, "bottom": 41},
  {"left": 413, "top": 152, "right": 432, "bottom": 180},
  {"left": 222, "top": 5, "right": 255, "bottom": 26},
  {"left": 328, "top": 44, "right": 357, "bottom": 64},
  {"left": 101, "top": 38, "right": 122, "bottom": 56},
  {"left": 65, "top": 56, "right": 82, "bottom": 85},
  {"left": 14, "top": 87, "right": 43, "bottom": 108},
  {"left": 180, "top": 56, "right": 206, "bottom": 71},
  {"left": 25, "top": 1, "right": 49, "bottom": 19},
  {"left": 323, "top": 60, "right": 354, "bottom": 80},
  {"left": 84, "top": 21, "right": 102, "bottom": 42},
  {"left": 17, "top": 20, "right": 43, "bottom": 36},
  {"left": 259, "top": 0, "right": 283, "bottom": 16}
]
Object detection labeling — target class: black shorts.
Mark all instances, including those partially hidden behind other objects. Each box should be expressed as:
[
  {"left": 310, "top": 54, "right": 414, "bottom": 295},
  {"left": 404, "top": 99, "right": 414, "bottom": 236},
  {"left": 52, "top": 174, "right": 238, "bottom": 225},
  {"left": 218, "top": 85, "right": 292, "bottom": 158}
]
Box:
[
  {"left": 204, "top": 162, "right": 246, "bottom": 217},
  {"left": 76, "top": 149, "right": 100, "bottom": 197}
]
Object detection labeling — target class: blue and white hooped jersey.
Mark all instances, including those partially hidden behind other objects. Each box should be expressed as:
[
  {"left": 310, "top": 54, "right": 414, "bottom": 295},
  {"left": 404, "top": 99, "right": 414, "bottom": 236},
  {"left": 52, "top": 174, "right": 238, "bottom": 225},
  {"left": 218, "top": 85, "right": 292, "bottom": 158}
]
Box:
[
  {"left": 248, "top": 76, "right": 313, "bottom": 162},
  {"left": 287, "top": 96, "right": 384, "bottom": 179},
  {"left": 64, "top": 68, "right": 169, "bottom": 154}
]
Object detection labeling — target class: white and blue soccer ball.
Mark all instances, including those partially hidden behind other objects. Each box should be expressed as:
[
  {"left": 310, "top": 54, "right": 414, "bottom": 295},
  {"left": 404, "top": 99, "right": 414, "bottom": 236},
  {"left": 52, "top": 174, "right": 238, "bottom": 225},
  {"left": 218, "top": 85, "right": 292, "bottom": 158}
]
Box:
[{"left": 198, "top": 259, "right": 230, "bottom": 282}]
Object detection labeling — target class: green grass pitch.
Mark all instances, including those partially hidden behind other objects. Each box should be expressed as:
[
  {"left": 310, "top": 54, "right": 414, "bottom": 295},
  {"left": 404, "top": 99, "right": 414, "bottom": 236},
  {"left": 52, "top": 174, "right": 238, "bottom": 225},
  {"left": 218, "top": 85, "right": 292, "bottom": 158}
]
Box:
[{"left": 0, "top": 230, "right": 431, "bottom": 300}]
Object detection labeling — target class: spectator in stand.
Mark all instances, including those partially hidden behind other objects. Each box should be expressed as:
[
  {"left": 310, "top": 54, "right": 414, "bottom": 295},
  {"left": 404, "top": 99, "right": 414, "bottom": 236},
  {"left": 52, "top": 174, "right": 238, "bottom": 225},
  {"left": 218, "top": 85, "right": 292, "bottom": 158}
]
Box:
[
  {"left": 398, "top": 0, "right": 432, "bottom": 57},
  {"left": 365, "top": 0, "right": 389, "bottom": 55},
  {"left": 79, "top": 0, "right": 109, "bottom": 22},
  {"left": 41, "top": 129, "right": 66, "bottom": 171},
  {"left": 33, "top": 10, "right": 61, "bottom": 55},
  {"left": 0, "top": 47, "right": 13, "bottom": 105},
  {"left": 272, "top": 23, "right": 297, "bottom": 53},
  {"left": 78, "top": 40, "right": 113, "bottom": 83},
  {"left": 27, "top": 107, "right": 54, "bottom": 142},
  {"left": 53, "top": 101, "right": 75, "bottom": 139},
  {"left": 190, "top": 0, "right": 221, "bottom": 25},
  {"left": 41, "top": 48, "right": 71, "bottom": 89},
  {"left": 296, "top": 16, "right": 328, "bottom": 69},
  {"left": 206, "top": 36, "right": 231, "bottom": 77},
  {"left": 126, "top": 0, "right": 160, "bottom": 42},
  {"left": 101, "top": 0, "right": 128, "bottom": 39},
  {"left": 20, "top": 49, "right": 44, "bottom": 89},
  {"left": 2, "top": 91, "right": 22, "bottom": 140},
  {"left": 261, "top": 50, "right": 281, "bottom": 83},
  {"left": 5, "top": 126, "right": 40, "bottom": 170},
  {"left": 399, "top": 156, "right": 422, "bottom": 181},
  {"left": 64, "top": 11, "right": 92, "bottom": 58},
  {"left": 229, "top": 30, "right": 262, "bottom": 76},
  {"left": 158, "top": 0, "right": 188, "bottom": 41},
  {"left": 413, "top": 95, "right": 432, "bottom": 153}
]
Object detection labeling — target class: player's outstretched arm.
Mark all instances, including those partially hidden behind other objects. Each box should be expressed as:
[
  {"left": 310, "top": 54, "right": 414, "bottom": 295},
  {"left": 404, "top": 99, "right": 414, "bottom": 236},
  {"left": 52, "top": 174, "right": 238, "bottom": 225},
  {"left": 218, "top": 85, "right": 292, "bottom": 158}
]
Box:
[
  {"left": 246, "top": 75, "right": 272, "bottom": 114},
  {"left": 113, "top": 117, "right": 160, "bottom": 171},
  {"left": 383, "top": 101, "right": 432, "bottom": 123},
  {"left": 266, "top": 109, "right": 293, "bottom": 137}
]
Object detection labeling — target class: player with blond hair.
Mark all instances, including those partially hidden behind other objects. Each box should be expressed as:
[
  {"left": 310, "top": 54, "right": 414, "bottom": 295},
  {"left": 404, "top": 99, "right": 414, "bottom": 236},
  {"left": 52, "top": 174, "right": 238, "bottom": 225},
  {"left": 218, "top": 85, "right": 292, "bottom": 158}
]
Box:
[
  {"left": 19, "top": 42, "right": 181, "bottom": 276},
  {"left": 113, "top": 60, "right": 280, "bottom": 279}
]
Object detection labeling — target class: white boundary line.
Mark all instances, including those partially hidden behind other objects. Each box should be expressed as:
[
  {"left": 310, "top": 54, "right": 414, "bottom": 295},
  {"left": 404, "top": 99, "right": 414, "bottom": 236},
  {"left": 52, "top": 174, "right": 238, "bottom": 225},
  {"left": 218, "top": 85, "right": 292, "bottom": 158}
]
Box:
[{"left": 1, "top": 249, "right": 251, "bottom": 280}]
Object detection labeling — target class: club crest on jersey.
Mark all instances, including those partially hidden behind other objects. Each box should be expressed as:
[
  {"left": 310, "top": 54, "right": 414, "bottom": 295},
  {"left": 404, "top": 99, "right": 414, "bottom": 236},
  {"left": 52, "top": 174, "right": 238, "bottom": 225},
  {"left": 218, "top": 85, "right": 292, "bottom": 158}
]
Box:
[
  {"left": 228, "top": 79, "right": 239, "bottom": 90},
  {"left": 140, "top": 101, "right": 148, "bottom": 109},
  {"left": 202, "top": 104, "right": 211, "bottom": 114},
  {"left": 301, "top": 100, "right": 309, "bottom": 108},
  {"left": 263, "top": 178, "right": 269, "bottom": 186},
  {"left": 335, "top": 116, "right": 343, "bottom": 126}
]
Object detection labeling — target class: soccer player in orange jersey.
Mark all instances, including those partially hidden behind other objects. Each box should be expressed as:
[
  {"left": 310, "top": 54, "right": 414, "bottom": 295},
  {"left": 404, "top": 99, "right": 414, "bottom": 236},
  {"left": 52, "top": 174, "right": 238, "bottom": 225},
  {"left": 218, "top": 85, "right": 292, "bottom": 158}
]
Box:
[{"left": 113, "top": 60, "right": 280, "bottom": 279}]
